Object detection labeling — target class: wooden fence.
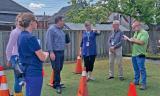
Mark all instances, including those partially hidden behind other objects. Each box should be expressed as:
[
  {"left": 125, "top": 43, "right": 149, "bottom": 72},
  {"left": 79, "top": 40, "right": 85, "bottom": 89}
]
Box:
[{"left": 0, "top": 29, "right": 159, "bottom": 66}]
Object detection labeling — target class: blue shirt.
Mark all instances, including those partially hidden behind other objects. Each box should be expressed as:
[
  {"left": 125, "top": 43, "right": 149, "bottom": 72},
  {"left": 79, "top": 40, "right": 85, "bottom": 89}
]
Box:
[
  {"left": 81, "top": 31, "right": 100, "bottom": 56},
  {"left": 108, "top": 30, "right": 123, "bottom": 49},
  {"left": 18, "top": 31, "right": 43, "bottom": 77},
  {"left": 45, "top": 25, "right": 66, "bottom": 51}
]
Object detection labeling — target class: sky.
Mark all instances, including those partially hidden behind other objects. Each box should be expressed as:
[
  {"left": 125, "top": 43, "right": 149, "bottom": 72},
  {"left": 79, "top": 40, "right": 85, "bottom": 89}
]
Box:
[{"left": 13, "top": 0, "right": 71, "bottom": 16}]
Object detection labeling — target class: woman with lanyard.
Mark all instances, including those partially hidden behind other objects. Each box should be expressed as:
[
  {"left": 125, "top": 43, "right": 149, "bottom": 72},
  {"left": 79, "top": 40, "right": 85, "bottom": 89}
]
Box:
[
  {"left": 80, "top": 21, "right": 101, "bottom": 81},
  {"left": 18, "top": 13, "right": 48, "bottom": 96}
]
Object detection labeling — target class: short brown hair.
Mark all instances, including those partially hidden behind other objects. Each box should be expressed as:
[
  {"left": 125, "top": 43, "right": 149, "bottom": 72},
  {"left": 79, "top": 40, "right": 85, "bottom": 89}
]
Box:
[
  {"left": 19, "top": 12, "right": 36, "bottom": 28},
  {"left": 55, "top": 16, "right": 63, "bottom": 24}
]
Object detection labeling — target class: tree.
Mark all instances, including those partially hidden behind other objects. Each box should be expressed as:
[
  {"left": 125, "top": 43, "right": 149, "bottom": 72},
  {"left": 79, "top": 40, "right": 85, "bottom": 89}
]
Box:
[
  {"left": 104, "top": 0, "right": 160, "bottom": 54},
  {"left": 67, "top": 0, "right": 160, "bottom": 25},
  {"left": 67, "top": 0, "right": 160, "bottom": 54},
  {"left": 66, "top": 0, "right": 109, "bottom": 24}
]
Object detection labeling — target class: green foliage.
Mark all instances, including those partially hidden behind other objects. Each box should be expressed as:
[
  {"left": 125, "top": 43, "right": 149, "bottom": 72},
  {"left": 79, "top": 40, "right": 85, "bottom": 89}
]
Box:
[
  {"left": 66, "top": 6, "right": 109, "bottom": 24},
  {"left": 67, "top": 0, "right": 160, "bottom": 25},
  {"left": 66, "top": 0, "right": 109, "bottom": 24}
]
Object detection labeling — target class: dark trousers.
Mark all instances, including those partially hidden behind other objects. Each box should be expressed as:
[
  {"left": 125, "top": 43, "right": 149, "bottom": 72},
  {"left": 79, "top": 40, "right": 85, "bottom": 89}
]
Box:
[
  {"left": 25, "top": 76, "right": 43, "bottom": 96},
  {"left": 50, "top": 51, "right": 64, "bottom": 88},
  {"left": 83, "top": 55, "right": 96, "bottom": 72}
]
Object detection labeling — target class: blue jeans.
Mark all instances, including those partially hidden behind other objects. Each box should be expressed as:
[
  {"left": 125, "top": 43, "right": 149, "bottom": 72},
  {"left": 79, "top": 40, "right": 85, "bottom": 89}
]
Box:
[
  {"left": 25, "top": 76, "right": 43, "bottom": 96},
  {"left": 132, "top": 56, "right": 147, "bottom": 85},
  {"left": 50, "top": 51, "right": 64, "bottom": 88},
  {"left": 10, "top": 55, "right": 22, "bottom": 93}
]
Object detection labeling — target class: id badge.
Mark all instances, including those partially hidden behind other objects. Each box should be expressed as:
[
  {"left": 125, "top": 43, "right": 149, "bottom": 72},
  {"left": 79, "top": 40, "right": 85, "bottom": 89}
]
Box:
[
  {"left": 37, "top": 39, "right": 41, "bottom": 45},
  {"left": 111, "top": 41, "right": 114, "bottom": 46},
  {"left": 86, "top": 42, "right": 90, "bottom": 47}
]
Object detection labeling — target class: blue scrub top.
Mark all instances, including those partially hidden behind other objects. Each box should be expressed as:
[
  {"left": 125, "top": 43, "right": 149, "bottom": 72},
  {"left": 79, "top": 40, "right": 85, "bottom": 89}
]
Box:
[
  {"left": 18, "top": 31, "right": 43, "bottom": 77},
  {"left": 81, "top": 31, "right": 99, "bottom": 56}
]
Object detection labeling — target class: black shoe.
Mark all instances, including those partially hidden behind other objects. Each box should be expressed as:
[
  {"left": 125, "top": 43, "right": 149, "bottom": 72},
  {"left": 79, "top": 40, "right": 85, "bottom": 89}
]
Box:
[
  {"left": 60, "top": 83, "right": 66, "bottom": 88},
  {"left": 133, "top": 82, "right": 140, "bottom": 86},
  {"left": 119, "top": 77, "right": 124, "bottom": 81},
  {"left": 51, "top": 83, "right": 65, "bottom": 88},
  {"left": 108, "top": 77, "right": 114, "bottom": 80},
  {"left": 56, "top": 87, "right": 62, "bottom": 94},
  {"left": 140, "top": 84, "right": 147, "bottom": 90}
]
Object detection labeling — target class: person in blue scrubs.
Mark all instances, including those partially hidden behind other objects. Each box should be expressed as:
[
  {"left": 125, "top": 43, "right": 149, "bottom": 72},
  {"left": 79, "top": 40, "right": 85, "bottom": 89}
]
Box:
[
  {"left": 80, "top": 21, "right": 100, "bottom": 81},
  {"left": 18, "top": 13, "right": 48, "bottom": 96}
]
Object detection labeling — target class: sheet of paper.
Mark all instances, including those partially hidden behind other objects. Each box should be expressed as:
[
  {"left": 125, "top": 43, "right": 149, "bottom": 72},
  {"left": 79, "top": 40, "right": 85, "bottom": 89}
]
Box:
[{"left": 123, "top": 35, "right": 131, "bottom": 41}]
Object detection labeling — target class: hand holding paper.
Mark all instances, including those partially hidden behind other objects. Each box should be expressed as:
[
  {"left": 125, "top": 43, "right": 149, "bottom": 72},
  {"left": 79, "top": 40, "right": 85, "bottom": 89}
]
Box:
[{"left": 123, "top": 35, "right": 131, "bottom": 41}]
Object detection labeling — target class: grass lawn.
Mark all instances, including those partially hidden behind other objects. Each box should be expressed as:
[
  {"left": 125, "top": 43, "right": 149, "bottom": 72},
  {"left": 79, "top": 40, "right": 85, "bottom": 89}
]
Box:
[{"left": 5, "top": 59, "right": 160, "bottom": 96}]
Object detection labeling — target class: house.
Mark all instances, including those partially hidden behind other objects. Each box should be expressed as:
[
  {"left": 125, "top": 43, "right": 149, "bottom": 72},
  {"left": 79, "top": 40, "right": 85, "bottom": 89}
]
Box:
[
  {"left": 36, "top": 15, "right": 51, "bottom": 29},
  {"left": 48, "top": 6, "right": 72, "bottom": 24},
  {"left": 0, "top": 0, "right": 32, "bottom": 31},
  {"left": 107, "top": 13, "right": 149, "bottom": 30},
  {"left": 49, "top": 4, "right": 85, "bottom": 24},
  {"left": 0, "top": 0, "right": 32, "bottom": 66},
  {"left": 63, "top": 23, "right": 129, "bottom": 32}
]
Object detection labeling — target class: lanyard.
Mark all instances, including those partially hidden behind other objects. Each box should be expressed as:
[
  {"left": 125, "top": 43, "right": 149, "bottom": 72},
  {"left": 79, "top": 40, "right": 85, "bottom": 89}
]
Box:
[{"left": 86, "top": 32, "right": 90, "bottom": 42}]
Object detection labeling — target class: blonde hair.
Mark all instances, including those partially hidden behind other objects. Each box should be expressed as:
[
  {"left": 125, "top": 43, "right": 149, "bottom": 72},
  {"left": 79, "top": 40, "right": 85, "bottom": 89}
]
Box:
[
  {"left": 84, "top": 21, "right": 91, "bottom": 26},
  {"left": 15, "top": 13, "right": 24, "bottom": 26},
  {"left": 15, "top": 13, "right": 23, "bottom": 21}
]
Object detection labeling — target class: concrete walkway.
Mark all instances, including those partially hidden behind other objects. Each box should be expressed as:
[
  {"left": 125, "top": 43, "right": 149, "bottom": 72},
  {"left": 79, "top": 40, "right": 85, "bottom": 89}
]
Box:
[{"left": 123, "top": 57, "right": 160, "bottom": 65}]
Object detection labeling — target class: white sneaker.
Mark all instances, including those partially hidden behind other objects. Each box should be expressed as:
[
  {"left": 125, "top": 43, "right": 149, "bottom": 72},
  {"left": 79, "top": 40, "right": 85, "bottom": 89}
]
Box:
[
  {"left": 89, "top": 77, "right": 95, "bottom": 80},
  {"left": 19, "top": 81, "right": 26, "bottom": 86}
]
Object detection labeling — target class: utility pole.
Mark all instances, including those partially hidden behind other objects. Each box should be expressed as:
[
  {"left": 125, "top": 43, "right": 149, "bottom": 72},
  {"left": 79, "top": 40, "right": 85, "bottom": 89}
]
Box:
[{"left": 43, "top": 12, "right": 46, "bottom": 30}]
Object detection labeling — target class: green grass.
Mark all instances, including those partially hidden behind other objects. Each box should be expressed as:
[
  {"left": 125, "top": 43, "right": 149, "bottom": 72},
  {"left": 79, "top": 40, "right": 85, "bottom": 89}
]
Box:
[{"left": 5, "top": 59, "right": 160, "bottom": 96}]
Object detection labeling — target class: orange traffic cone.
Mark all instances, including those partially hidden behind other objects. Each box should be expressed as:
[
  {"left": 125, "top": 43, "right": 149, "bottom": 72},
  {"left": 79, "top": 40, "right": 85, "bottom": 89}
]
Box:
[
  {"left": 128, "top": 82, "right": 137, "bottom": 96},
  {"left": 42, "top": 68, "right": 45, "bottom": 77},
  {"left": 0, "top": 66, "right": 10, "bottom": 96},
  {"left": 77, "top": 68, "right": 88, "bottom": 96},
  {"left": 75, "top": 56, "right": 82, "bottom": 74},
  {"left": 48, "top": 69, "right": 54, "bottom": 87}
]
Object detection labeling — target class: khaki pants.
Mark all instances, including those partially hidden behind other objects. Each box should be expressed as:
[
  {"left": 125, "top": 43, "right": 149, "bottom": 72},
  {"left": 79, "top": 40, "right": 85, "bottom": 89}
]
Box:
[{"left": 109, "top": 47, "right": 123, "bottom": 77}]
